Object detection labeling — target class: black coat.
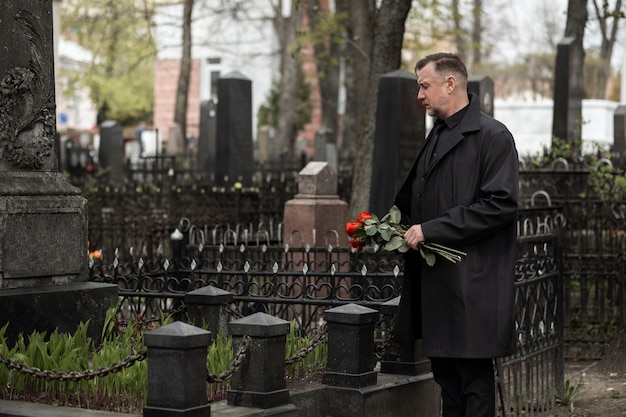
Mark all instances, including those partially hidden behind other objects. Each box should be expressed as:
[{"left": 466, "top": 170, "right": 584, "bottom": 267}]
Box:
[{"left": 394, "top": 93, "right": 519, "bottom": 358}]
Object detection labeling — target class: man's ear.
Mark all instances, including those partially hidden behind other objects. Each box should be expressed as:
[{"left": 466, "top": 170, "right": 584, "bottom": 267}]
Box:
[{"left": 446, "top": 75, "right": 456, "bottom": 94}]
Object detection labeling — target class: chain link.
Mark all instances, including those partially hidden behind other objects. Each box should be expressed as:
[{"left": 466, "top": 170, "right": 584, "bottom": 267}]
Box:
[
  {"left": 285, "top": 324, "right": 327, "bottom": 365},
  {"left": 0, "top": 350, "right": 146, "bottom": 382},
  {"left": 206, "top": 335, "right": 251, "bottom": 383}
]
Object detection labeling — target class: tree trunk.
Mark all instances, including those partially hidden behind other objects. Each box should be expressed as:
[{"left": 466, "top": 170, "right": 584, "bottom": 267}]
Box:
[
  {"left": 591, "top": 0, "right": 622, "bottom": 98},
  {"left": 560, "top": 0, "right": 587, "bottom": 157},
  {"left": 308, "top": 0, "right": 340, "bottom": 135},
  {"left": 338, "top": 0, "right": 374, "bottom": 160},
  {"left": 173, "top": 0, "right": 193, "bottom": 147},
  {"left": 348, "top": 0, "right": 412, "bottom": 218},
  {"left": 452, "top": 0, "right": 467, "bottom": 63},
  {"left": 273, "top": 1, "right": 303, "bottom": 162},
  {"left": 471, "top": 0, "right": 482, "bottom": 66}
]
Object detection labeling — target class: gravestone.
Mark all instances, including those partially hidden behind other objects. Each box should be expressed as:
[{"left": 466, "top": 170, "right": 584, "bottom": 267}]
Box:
[
  {"left": 197, "top": 98, "right": 217, "bottom": 173},
  {"left": 468, "top": 75, "right": 494, "bottom": 117},
  {"left": 0, "top": 1, "right": 117, "bottom": 345},
  {"left": 313, "top": 128, "right": 338, "bottom": 173},
  {"left": 98, "top": 120, "right": 125, "bottom": 185},
  {"left": 613, "top": 105, "right": 626, "bottom": 157},
  {"left": 256, "top": 125, "right": 279, "bottom": 164},
  {"left": 552, "top": 37, "right": 583, "bottom": 150},
  {"left": 216, "top": 71, "right": 254, "bottom": 186},
  {"left": 369, "top": 69, "right": 425, "bottom": 218}
]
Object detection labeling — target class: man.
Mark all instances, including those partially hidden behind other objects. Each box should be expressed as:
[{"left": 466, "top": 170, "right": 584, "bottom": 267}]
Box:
[{"left": 394, "top": 52, "right": 519, "bottom": 417}]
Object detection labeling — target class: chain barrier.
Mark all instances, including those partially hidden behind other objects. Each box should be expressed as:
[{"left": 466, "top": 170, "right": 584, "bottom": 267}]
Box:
[
  {"left": 374, "top": 315, "right": 396, "bottom": 360},
  {"left": 0, "top": 350, "right": 146, "bottom": 382},
  {"left": 206, "top": 335, "right": 251, "bottom": 383},
  {"left": 285, "top": 323, "right": 327, "bottom": 365}
]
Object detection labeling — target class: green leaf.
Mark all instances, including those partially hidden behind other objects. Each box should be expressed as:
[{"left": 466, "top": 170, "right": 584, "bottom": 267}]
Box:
[
  {"left": 388, "top": 205, "right": 402, "bottom": 224},
  {"left": 420, "top": 247, "right": 436, "bottom": 266},
  {"left": 364, "top": 224, "right": 378, "bottom": 236},
  {"left": 380, "top": 228, "right": 393, "bottom": 241},
  {"left": 384, "top": 235, "right": 405, "bottom": 251}
]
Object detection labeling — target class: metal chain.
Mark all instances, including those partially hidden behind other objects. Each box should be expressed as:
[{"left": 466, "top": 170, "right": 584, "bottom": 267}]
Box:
[
  {"left": 0, "top": 350, "right": 147, "bottom": 382},
  {"left": 374, "top": 315, "right": 396, "bottom": 360},
  {"left": 220, "top": 302, "right": 243, "bottom": 319},
  {"left": 206, "top": 335, "right": 251, "bottom": 383},
  {"left": 285, "top": 324, "right": 327, "bottom": 365}
]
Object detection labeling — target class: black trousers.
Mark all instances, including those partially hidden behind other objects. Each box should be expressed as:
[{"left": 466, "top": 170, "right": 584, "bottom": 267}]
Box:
[{"left": 430, "top": 357, "right": 496, "bottom": 417}]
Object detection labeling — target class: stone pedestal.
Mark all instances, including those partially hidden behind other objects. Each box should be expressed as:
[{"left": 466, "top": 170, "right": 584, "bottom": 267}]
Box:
[
  {"left": 228, "top": 312, "right": 292, "bottom": 409},
  {"left": 379, "top": 296, "right": 431, "bottom": 375},
  {"left": 0, "top": 2, "right": 117, "bottom": 346},
  {"left": 322, "top": 303, "right": 378, "bottom": 388},
  {"left": 185, "top": 285, "right": 233, "bottom": 342},
  {"left": 282, "top": 162, "right": 348, "bottom": 248},
  {"left": 144, "top": 321, "right": 212, "bottom": 417}
]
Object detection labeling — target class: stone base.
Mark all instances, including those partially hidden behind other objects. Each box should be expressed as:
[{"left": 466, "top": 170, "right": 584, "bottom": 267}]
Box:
[
  {"left": 0, "top": 282, "right": 118, "bottom": 346},
  {"left": 380, "top": 358, "right": 431, "bottom": 375},
  {"left": 227, "top": 388, "right": 290, "bottom": 409},
  {"left": 287, "top": 372, "right": 441, "bottom": 417},
  {"left": 143, "top": 403, "right": 211, "bottom": 417},
  {"left": 322, "top": 370, "right": 378, "bottom": 388}
]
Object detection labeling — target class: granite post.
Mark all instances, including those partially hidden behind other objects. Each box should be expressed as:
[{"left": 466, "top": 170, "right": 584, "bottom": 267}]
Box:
[
  {"left": 227, "top": 312, "right": 294, "bottom": 410},
  {"left": 379, "top": 296, "right": 431, "bottom": 375},
  {"left": 369, "top": 69, "right": 425, "bottom": 218},
  {"left": 322, "top": 303, "right": 379, "bottom": 388},
  {"left": 184, "top": 285, "right": 233, "bottom": 342},
  {"left": 143, "top": 321, "right": 212, "bottom": 417},
  {"left": 0, "top": 1, "right": 117, "bottom": 345},
  {"left": 98, "top": 120, "right": 125, "bottom": 185}
]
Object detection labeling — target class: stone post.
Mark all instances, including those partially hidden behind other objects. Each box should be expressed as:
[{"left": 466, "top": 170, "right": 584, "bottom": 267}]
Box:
[
  {"left": 143, "top": 321, "right": 211, "bottom": 417},
  {"left": 282, "top": 161, "right": 348, "bottom": 248},
  {"left": 322, "top": 303, "right": 378, "bottom": 388},
  {"left": 379, "top": 296, "right": 431, "bottom": 375},
  {"left": 613, "top": 105, "right": 626, "bottom": 157},
  {"left": 0, "top": 0, "right": 117, "bottom": 346},
  {"left": 185, "top": 285, "right": 233, "bottom": 342},
  {"left": 227, "top": 312, "right": 292, "bottom": 409}
]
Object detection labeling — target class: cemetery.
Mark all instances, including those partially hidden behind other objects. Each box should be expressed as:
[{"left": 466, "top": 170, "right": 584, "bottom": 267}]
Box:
[{"left": 1, "top": 1, "right": 626, "bottom": 417}]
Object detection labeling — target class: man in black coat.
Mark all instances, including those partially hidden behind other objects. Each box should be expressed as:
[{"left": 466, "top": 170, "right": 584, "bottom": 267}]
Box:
[{"left": 395, "top": 53, "right": 519, "bottom": 417}]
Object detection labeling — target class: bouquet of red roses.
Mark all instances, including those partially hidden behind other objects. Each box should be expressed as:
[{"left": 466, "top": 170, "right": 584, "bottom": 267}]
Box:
[{"left": 345, "top": 205, "right": 466, "bottom": 266}]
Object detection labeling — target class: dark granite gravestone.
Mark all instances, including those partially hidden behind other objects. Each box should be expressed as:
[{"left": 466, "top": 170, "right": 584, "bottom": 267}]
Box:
[
  {"left": 369, "top": 69, "right": 425, "bottom": 218},
  {"left": 98, "top": 120, "right": 125, "bottom": 185},
  {"left": 613, "top": 105, "right": 626, "bottom": 157},
  {"left": 196, "top": 98, "right": 217, "bottom": 173},
  {"left": 0, "top": 0, "right": 116, "bottom": 345},
  {"left": 552, "top": 37, "right": 583, "bottom": 149},
  {"left": 468, "top": 75, "right": 494, "bottom": 117},
  {"left": 216, "top": 71, "right": 254, "bottom": 186}
]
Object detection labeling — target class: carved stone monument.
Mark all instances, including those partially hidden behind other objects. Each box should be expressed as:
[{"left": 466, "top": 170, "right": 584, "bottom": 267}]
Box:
[{"left": 0, "top": 1, "right": 117, "bottom": 344}]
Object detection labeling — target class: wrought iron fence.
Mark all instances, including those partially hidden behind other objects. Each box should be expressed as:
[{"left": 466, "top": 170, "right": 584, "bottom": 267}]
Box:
[{"left": 89, "top": 210, "right": 564, "bottom": 416}]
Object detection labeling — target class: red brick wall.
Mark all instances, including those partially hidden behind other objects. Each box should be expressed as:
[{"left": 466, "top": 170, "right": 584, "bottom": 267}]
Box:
[{"left": 153, "top": 59, "right": 201, "bottom": 145}]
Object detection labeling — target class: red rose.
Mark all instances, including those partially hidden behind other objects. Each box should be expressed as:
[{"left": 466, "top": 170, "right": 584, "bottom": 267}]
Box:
[
  {"left": 356, "top": 211, "right": 372, "bottom": 224},
  {"left": 345, "top": 221, "right": 360, "bottom": 236},
  {"left": 349, "top": 237, "right": 364, "bottom": 251}
]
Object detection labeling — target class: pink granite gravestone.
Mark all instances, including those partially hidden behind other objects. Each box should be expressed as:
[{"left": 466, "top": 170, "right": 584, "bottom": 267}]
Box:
[{"left": 283, "top": 162, "right": 349, "bottom": 248}]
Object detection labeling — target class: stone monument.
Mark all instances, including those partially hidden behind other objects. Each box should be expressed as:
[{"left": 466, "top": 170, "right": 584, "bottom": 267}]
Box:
[
  {"left": 369, "top": 69, "right": 425, "bottom": 218},
  {"left": 0, "top": 1, "right": 117, "bottom": 344}
]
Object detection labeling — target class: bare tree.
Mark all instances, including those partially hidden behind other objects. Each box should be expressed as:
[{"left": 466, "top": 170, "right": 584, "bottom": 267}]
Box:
[
  {"left": 348, "top": 0, "right": 412, "bottom": 218},
  {"left": 173, "top": 0, "right": 194, "bottom": 145}
]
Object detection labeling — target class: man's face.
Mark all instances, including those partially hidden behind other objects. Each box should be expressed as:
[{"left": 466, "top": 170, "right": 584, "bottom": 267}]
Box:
[{"left": 416, "top": 62, "right": 449, "bottom": 119}]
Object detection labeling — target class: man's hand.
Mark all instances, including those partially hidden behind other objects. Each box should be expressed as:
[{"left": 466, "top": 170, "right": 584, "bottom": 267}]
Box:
[{"left": 403, "top": 224, "right": 425, "bottom": 250}]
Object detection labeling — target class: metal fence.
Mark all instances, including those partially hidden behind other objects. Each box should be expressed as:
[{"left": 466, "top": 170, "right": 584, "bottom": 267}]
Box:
[{"left": 89, "top": 209, "right": 563, "bottom": 416}]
